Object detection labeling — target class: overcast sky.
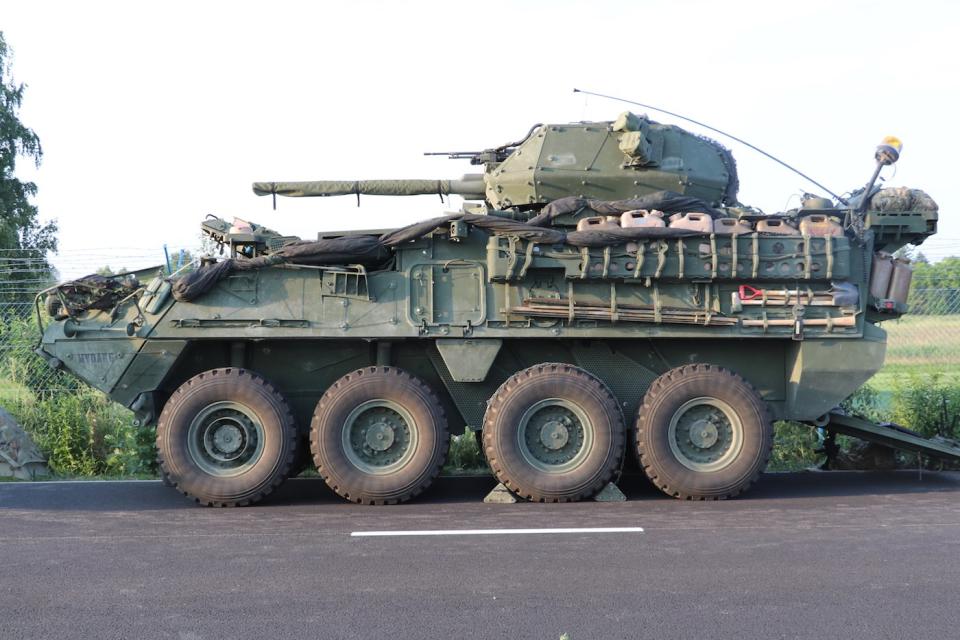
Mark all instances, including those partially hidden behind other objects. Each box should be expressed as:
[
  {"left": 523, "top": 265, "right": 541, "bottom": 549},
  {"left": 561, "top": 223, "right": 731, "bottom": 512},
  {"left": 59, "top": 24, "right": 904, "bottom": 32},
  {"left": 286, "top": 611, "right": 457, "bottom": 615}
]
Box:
[{"left": 4, "top": 0, "right": 959, "bottom": 277}]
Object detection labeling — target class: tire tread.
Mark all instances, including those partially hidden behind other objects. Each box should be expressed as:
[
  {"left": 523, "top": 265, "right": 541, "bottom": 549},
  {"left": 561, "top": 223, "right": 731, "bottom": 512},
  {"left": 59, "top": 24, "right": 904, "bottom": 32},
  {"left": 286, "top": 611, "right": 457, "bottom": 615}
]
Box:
[
  {"left": 635, "top": 363, "right": 772, "bottom": 500},
  {"left": 483, "top": 362, "right": 625, "bottom": 502},
  {"left": 309, "top": 366, "right": 449, "bottom": 506},
  {"left": 156, "top": 368, "right": 298, "bottom": 508}
]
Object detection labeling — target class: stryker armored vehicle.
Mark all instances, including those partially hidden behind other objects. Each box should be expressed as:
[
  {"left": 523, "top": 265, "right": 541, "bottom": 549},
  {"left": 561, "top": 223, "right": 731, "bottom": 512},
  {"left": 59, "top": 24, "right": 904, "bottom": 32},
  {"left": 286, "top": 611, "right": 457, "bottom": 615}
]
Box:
[{"left": 36, "top": 112, "right": 956, "bottom": 507}]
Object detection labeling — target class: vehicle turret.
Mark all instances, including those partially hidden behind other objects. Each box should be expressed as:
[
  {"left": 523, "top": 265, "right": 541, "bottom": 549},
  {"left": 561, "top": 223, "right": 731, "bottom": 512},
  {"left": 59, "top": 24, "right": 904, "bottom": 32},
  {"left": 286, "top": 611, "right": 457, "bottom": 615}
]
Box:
[{"left": 252, "top": 112, "right": 740, "bottom": 210}]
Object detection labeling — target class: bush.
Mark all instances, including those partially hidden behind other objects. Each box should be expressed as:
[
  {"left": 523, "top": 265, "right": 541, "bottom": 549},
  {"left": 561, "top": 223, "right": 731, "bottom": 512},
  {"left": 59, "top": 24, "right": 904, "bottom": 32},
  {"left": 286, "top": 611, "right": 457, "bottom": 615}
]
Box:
[
  {"left": 769, "top": 421, "right": 821, "bottom": 471},
  {"left": 769, "top": 385, "right": 889, "bottom": 472},
  {"left": 890, "top": 373, "right": 960, "bottom": 439},
  {"left": 444, "top": 430, "right": 488, "bottom": 473},
  {"left": 5, "top": 389, "right": 157, "bottom": 477},
  {"left": 1, "top": 305, "right": 159, "bottom": 477},
  {"left": 0, "top": 313, "right": 81, "bottom": 396},
  {"left": 841, "top": 384, "right": 886, "bottom": 423}
]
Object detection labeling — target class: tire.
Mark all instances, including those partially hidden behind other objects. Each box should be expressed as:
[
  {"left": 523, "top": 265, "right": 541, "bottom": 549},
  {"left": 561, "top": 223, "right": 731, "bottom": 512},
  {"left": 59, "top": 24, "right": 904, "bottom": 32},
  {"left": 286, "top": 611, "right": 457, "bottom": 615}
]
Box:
[
  {"left": 483, "top": 363, "right": 625, "bottom": 502},
  {"left": 157, "top": 368, "right": 298, "bottom": 507},
  {"left": 310, "top": 366, "right": 448, "bottom": 505},
  {"left": 636, "top": 364, "right": 772, "bottom": 500}
]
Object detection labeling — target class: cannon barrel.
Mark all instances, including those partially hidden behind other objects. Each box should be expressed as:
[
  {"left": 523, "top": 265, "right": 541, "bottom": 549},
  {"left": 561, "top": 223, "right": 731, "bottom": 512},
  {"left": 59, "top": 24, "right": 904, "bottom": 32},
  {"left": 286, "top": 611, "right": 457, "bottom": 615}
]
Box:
[{"left": 252, "top": 176, "right": 487, "bottom": 199}]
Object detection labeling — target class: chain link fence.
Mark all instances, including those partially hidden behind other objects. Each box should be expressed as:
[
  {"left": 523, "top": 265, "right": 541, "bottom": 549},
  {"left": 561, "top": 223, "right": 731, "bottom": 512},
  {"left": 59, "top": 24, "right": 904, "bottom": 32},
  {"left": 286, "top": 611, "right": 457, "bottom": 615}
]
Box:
[
  {"left": 1, "top": 249, "right": 59, "bottom": 404},
  {"left": 1, "top": 248, "right": 183, "bottom": 401},
  {"left": 875, "top": 278, "right": 960, "bottom": 393},
  {"left": 0, "top": 249, "right": 175, "bottom": 476}
]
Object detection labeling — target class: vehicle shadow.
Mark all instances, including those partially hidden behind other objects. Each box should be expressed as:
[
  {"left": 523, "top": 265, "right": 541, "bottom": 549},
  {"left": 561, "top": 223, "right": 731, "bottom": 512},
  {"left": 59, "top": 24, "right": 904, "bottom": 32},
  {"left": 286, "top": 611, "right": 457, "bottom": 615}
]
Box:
[
  {"left": 262, "top": 469, "right": 960, "bottom": 506},
  {"left": 1, "top": 470, "right": 957, "bottom": 511}
]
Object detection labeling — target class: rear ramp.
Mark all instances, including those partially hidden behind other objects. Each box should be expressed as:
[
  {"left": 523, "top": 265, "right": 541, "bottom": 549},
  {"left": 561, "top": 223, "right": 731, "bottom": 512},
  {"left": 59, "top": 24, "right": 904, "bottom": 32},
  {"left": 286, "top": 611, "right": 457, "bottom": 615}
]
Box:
[{"left": 817, "top": 411, "right": 960, "bottom": 463}]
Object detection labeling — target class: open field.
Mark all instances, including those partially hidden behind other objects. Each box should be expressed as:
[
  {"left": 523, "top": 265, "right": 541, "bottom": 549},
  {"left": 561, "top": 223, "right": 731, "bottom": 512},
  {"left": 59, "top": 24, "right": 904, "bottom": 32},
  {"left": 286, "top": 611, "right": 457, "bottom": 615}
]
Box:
[
  {"left": 882, "top": 314, "right": 960, "bottom": 366},
  {"left": 867, "top": 315, "right": 960, "bottom": 396}
]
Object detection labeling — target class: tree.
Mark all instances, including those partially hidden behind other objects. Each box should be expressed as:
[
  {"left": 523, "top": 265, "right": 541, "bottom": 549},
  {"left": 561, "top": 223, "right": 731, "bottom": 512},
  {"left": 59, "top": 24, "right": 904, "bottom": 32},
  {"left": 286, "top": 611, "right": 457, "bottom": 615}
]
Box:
[
  {"left": 0, "top": 32, "right": 57, "bottom": 304},
  {"left": 909, "top": 256, "right": 960, "bottom": 315}
]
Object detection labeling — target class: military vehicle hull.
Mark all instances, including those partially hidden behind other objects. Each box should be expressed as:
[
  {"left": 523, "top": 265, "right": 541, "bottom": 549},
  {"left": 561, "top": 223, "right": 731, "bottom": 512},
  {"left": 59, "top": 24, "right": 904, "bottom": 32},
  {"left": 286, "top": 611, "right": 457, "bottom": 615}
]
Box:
[{"left": 36, "top": 114, "right": 952, "bottom": 506}]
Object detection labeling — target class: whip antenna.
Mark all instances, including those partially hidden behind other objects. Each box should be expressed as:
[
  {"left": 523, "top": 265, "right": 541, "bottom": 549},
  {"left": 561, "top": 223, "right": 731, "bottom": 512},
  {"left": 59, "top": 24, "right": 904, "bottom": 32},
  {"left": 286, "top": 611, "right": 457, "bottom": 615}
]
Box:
[{"left": 573, "top": 88, "right": 846, "bottom": 204}]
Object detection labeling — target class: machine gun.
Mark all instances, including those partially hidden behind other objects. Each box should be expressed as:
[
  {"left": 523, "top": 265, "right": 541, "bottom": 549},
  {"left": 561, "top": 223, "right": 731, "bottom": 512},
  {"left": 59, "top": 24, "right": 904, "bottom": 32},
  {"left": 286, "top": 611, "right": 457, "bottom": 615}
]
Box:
[{"left": 200, "top": 215, "right": 299, "bottom": 257}]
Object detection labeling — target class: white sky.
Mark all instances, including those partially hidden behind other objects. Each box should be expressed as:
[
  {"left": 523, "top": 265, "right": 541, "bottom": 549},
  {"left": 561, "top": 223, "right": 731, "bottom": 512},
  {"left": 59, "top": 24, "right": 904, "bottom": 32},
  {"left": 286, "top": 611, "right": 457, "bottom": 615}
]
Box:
[{"left": 4, "top": 0, "right": 959, "bottom": 278}]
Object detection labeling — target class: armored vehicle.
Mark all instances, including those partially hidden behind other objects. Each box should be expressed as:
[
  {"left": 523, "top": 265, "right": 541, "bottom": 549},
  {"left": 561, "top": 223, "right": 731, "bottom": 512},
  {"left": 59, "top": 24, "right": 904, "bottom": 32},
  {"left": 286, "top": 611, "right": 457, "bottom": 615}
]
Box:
[{"left": 36, "top": 113, "right": 956, "bottom": 506}]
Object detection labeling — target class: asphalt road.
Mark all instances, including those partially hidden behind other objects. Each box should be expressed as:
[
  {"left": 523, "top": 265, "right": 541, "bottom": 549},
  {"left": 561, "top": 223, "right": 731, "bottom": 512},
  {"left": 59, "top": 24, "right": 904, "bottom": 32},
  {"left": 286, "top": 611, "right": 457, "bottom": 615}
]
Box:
[{"left": 2, "top": 471, "right": 960, "bottom": 640}]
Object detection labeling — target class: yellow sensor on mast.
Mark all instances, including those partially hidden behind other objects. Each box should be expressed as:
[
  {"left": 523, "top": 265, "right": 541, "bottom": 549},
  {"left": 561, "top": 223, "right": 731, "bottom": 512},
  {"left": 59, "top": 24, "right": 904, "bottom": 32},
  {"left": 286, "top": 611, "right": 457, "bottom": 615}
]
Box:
[{"left": 876, "top": 136, "right": 902, "bottom": 165}]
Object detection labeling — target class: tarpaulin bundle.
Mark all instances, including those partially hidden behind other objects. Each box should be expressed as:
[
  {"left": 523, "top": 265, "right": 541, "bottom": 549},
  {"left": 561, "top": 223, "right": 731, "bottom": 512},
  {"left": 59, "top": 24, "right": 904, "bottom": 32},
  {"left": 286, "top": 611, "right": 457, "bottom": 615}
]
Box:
[
  {"left": 51, "top": 274, "right": 140, "bottom": 314},
  {"left": 378, "top": 211, "right": 700, "bottom": 248},
  {"left": 271, "top": 236, "right": 389, "bottom": 265},
  {"left": 171, "top": 237, "right": 389, "bottom": 302},
  {"left": 171, "top": 190, "right": 714, "bottom": 302},
  {"left": 526, "top": 191, "right": 723, "bottom": 226},
  {"left": 171, "top": 259, "right": 236, "bottom": 302},
  {"left": 459, "top": 215, "right": 567, "bottom": 244}
]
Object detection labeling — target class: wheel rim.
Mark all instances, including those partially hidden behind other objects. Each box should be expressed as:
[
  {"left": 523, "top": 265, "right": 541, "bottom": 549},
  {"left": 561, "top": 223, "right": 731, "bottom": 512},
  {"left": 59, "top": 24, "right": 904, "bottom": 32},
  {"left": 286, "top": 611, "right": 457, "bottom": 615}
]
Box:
[
  {"left": 186, "top": 401, "right": 265, "bottom": 477},
  {"left": 341, "top": 399, "right": 418, "bottom": 475},
  {"left": 667, "top": 397, "right": 744, "bottom": 472},
  {"left": 516, "top": 398, "right": 593, "bottom": 473}
]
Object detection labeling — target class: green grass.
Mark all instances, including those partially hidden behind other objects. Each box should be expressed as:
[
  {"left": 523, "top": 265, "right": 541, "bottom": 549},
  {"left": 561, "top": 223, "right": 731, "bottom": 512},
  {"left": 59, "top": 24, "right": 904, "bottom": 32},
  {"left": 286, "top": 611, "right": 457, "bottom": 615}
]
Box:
[
  {"left": 2, "top": 384, "right": 156, "bottom": 477},
  {"left": 0, "top": 378, "right": 32, "bottom": 405},
  {"left": 869, "top": 365, "right": 960, "bottom": 400},
  {"left": 882, "top": 314, "right": 960, "bottom": 366},
  {"left": 443, "top": 430, "right": 489, "bottom": 474},
  {"left": 769, "top": 421, "right": 822, "bottom": 471},
  {"left": 866, "top": 315, "right": 960, "bottom": 400}
]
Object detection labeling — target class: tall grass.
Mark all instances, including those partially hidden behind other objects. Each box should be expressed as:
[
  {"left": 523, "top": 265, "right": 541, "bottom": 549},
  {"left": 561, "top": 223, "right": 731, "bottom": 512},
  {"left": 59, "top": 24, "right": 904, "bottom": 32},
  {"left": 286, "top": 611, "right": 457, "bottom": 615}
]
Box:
[
  {"left": 1, "top": 313, "right": 156, "bottom": 477},
  {"left": 890, "top": 373, "right": 960, "bottom": 440},
  {"left": 443, "top": 430, "right": 488, "bottom": 473},
  {"left": 883, "top": 315, "right": 960, "bottom": 367},
  {"left": 5, "top": 390, "right": 156, "bottom": 476}
]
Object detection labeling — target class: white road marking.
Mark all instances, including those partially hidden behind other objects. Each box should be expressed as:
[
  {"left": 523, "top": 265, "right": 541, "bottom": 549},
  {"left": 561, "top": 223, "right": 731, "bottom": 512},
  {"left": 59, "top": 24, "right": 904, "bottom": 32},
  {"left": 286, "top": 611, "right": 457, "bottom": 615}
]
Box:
[{"left": 351, "top": 526, "right": 643, "bottom": 537}]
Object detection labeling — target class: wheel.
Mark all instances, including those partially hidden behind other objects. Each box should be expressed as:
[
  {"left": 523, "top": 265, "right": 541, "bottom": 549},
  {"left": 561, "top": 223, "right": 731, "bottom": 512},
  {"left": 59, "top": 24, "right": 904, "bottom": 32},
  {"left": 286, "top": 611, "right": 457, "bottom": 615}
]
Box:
[
  {"left": 483, "top": 363, "right": 625, "bottom": 502},
  {"left": 310, "top": 366, "right": 448, "bottom": 505},
  {"left": 157, "top": 368, "right": 298, "bottom": 507},
  {"left": 635, "top": 364, "right": 772, "bottom": 500}
]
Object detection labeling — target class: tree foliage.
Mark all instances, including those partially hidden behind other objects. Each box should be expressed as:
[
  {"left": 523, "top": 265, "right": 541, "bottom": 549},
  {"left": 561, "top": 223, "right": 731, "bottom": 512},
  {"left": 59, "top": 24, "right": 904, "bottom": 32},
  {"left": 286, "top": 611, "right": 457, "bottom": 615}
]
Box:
[
  {"left": 0, "top": 32, "right": 57, "bottom": 303},
  {"left": 913, "top": 257, "right": 960, "bottom": 288},
  {"left": 909, "top": 256, "right": 960, "bottom": 314}
]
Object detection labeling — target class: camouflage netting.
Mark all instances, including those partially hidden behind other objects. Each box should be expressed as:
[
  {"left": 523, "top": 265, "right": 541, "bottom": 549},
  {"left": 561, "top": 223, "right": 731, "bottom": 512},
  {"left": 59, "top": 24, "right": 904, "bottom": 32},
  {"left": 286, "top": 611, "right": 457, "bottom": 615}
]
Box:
[
  {"left": 0, "top": 407, "right": 49, "bottom": 480},
  {"left": 868, "top": 187, "right": 938, "bottom": 212},
  {"left": 46, "top": 274, "right": 141, "bottom": 319},
  {"left": 172, "top": 191, "right": 711, "bottom": 302}
]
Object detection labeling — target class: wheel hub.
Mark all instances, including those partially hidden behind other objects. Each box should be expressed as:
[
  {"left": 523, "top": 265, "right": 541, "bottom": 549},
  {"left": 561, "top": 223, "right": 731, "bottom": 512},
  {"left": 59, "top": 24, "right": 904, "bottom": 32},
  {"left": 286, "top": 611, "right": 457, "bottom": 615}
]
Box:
[
  {"left": 539, "top": 419, "right": 570, "bottom": 450},
  {"left": 517, "top": 399, "right": 593, "bottom": 473},
  {"left": 365, "top": 421, "right": 396, "bottom": 451},
  {"left": 342, "top": 400, "right": 418, "bottom": 475},
  {"left": 688, "top": 419, "right": 719, "bottom": 449},
  {"left": 187, "top": 401, "right": 265, "bottom": 477},
  {"left": 667, "top": 397, "right": 744, "bottom": 473}
]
